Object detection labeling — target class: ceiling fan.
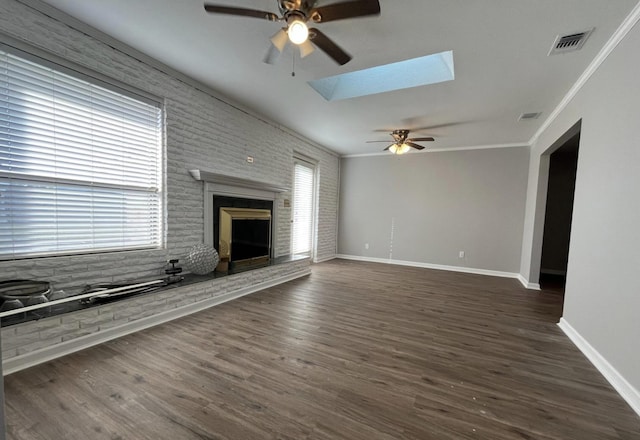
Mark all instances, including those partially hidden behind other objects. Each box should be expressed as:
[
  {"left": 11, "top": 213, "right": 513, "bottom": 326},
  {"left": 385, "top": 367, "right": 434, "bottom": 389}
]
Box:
[
  {"left": 203, "top": 0, "right": 381, "bottom": 65},
  {"left": 367, "top": 129, "right": 435, "bottom": 154}
]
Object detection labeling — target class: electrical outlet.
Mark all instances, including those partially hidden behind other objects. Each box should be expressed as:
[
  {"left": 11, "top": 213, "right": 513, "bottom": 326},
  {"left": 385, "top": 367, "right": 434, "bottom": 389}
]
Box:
[
  {"left": 247, "top": 156, "right": 254, "bottom": 163},
  {"left": 459, "top": 251, "right": 465, "bottom": 258},
  {"left": 365, "top": 243, "right": 369, "bottom": 250}
]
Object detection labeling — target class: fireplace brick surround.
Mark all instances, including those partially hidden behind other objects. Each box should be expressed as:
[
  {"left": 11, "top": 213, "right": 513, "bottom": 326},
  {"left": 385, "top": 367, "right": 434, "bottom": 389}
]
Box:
[{"left": 0, "top": 0, "right": 339, "bottom": 372}]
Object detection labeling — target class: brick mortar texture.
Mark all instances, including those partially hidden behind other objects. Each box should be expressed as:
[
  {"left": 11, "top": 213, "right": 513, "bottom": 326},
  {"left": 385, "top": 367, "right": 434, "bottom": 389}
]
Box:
[
  {"left": 0, "top": 2, "right": 338, "bottom": 296},
  {"left": 1, "top": 259, "right": 310, "bottom": 361}
]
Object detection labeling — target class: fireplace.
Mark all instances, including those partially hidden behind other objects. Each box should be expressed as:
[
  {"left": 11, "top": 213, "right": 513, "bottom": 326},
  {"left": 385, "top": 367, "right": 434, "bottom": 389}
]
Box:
[
  {"left": 219, "top": 207, "right": 271, "bottom": 266},
  {"left": 212, "top": 195, "right": 274, "bottom": 270},
  {"left": 190, "top": 169, "right": 289, "bottom": 269}
]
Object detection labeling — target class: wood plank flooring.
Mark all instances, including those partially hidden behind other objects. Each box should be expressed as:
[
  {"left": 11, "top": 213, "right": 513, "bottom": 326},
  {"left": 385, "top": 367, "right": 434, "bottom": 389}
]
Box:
[{"left": 4, "top": 259, "right": 640, "bottom": 439}]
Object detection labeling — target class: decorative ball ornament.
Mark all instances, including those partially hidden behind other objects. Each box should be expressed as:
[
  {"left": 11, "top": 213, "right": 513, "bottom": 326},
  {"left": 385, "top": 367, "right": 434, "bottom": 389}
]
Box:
[{"left": 185, "top": 244, "right": 219, "bottom": 275}]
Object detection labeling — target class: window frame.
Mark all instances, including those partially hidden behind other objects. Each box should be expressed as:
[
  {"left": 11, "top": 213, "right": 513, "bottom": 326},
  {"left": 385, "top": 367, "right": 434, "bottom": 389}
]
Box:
[{"left": 0, "top": 35, "right": 165, "bottom": 260}]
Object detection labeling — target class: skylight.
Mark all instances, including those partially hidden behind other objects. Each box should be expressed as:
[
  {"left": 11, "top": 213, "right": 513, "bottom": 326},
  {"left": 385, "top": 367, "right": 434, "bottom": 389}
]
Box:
[{"left": 308, "top": 51, "right": 454, "bottom": 101}]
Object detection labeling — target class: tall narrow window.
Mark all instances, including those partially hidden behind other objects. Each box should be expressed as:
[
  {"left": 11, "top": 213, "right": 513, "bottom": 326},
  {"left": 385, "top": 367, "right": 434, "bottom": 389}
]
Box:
[
  {"left": 291, "top": 159, "right": 316, "bottom": 255},
  {"left": 0, "top": 47, "right": 162, "bottom": 260}
]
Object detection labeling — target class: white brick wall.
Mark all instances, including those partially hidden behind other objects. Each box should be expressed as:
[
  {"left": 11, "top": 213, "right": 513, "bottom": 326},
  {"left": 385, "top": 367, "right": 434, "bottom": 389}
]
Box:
[
  {"left": 0, "top": 1, "right": 339, "bottom": 296},
  {"left": 0, "top": 1, "right": 337, "bottom": 363}
]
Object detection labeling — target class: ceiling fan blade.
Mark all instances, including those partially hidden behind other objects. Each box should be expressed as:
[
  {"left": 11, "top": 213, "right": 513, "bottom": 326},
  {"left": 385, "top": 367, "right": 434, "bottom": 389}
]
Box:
[
  {"left": 310, "top": 0, "right": 380, "bottom": 23},
  {"left": 407, "top": 137, "right": 435, "bottom": 142},
  {"left": 270, "top": 28, "right": 288, "bottom": 52},
  {"left": 204, "top": 5, "right": 279, "bottom": 21},
  {"left": 406, "top": 142, "right": 426, "bottom": 150},
  {"left": 263, "top": 44, "right": 282, "bottom": 64},
  {"left": 366, "top": 140, "right": 393, "bottom": 143},
  {"left": 299, "top": 39, "right": 315, "bottom": 58},
  {"left": 309, "top": 28, "right": 351, "bottom": 65},
  {"left": 383, "top": 144, "right": 395, "bottom": 151}
]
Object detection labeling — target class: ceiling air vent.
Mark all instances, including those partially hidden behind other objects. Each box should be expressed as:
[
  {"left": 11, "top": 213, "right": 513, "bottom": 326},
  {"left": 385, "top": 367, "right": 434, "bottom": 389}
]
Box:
[
  {"left": 519, "top": 112, "right": 541, "bottom": 121},
  {"left": 548, "top": 28, "right": 594, "bottom": 55}
]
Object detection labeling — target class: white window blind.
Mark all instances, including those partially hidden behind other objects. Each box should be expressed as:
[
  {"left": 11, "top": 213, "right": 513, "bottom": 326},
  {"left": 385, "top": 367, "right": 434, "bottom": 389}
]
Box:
[
  {"left": 292, "top": 160, "right": 315, "bottom": 254},
  {"left": 0, "top": 48, "right": 162, "bottom": 259}
]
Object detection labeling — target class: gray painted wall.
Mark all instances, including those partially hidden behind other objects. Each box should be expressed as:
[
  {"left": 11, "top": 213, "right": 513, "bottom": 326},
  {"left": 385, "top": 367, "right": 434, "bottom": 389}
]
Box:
[
  {"left": 339, "top": 148, "right": 529, "bottom": 273},
  {"left": 520, "top": 15, "right": 640, "bottom": 393}
]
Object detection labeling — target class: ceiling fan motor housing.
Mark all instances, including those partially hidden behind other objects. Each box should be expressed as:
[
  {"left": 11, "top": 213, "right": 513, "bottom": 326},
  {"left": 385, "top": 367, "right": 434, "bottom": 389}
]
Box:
[
  {"left": 392, "top": 129, "right": 410, "bottom": 142},
  {"left": 279, "top": 0, "right": 316, "bottom": 16}
]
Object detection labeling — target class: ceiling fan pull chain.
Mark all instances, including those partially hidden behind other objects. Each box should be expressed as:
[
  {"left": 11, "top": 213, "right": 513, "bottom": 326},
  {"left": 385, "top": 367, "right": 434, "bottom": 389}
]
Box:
[{"left": 292, "top": 51, "right": 296, "bottom": 77}]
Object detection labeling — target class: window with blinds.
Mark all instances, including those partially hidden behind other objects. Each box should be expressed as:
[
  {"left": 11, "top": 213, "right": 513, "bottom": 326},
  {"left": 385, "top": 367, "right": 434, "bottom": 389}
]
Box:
[
  {"left": 291, "top": 159, "right": 315, "bottom": 255},
  {"left": 0, "top": 47, "right": 162, "bottom": 260}
]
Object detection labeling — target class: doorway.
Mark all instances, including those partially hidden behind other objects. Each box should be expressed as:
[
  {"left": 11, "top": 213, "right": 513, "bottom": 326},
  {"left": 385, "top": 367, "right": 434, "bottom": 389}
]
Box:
[{"left": 539, "top": 132, "right": 580, "bottom": 294}]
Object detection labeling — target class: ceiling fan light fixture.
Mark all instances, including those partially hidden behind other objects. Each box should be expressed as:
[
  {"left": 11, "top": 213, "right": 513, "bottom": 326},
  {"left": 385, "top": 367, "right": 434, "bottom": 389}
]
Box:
[
  {"left": 270, "top": 28, "right": 289, "bottom": 52},
  {"left": 288, "top": 19, "right": 309, "bottom": 45},
  {"left": 299, "top": 39, "right": 315, "bottom": 58},
  {"left": 388, "top": 143, "right": 411, "bottom": 155},
  {"left": 389, "top": 143, "right": 411, "bottom": 154}
]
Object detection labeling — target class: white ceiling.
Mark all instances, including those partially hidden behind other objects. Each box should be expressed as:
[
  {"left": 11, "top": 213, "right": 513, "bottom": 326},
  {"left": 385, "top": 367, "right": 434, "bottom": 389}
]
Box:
[{"left": 38, "top": 0, "right": 638, "bottom": 156}]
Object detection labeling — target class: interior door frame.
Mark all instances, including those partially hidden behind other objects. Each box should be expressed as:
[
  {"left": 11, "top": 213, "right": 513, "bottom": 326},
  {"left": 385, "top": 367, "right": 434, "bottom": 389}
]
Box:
[{"left": 528, "top": 120, "right": 582, "bottom": 287}]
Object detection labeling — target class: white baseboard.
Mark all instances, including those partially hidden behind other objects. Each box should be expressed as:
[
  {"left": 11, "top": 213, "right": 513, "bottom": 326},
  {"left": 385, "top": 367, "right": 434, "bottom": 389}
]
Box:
[
  {"left": 558, "top": 318, "right": 640, "bottom": 417},
  {"left": 313, "top": 255, "right": 336, "bottom": 264},
  {"left": 336, "top": 254, "right": 520, "bottom": 280},
  {"left": 3, "top": 268, "right": 311, "bottom": 376},
  {"left": 517, "top": 274, "right": 541, "bottom": 290}
]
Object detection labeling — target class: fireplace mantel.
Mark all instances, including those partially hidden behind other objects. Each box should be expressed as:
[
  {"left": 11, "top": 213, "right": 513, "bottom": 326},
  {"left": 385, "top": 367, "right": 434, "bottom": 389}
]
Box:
[{"left": 189, "top": 169, "right": 289, "bottom": 193}]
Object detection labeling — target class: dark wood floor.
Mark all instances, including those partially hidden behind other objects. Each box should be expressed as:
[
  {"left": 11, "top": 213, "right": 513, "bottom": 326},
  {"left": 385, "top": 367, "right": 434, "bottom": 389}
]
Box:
[{"left": 4, "top": 260, "right": 639, "bottom": 439}]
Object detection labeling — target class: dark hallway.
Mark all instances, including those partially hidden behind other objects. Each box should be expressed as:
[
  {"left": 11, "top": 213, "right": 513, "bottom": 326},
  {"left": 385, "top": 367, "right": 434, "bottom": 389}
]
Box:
[{"left": 540, "top": 133, "right": 580, "bottom": 293}]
